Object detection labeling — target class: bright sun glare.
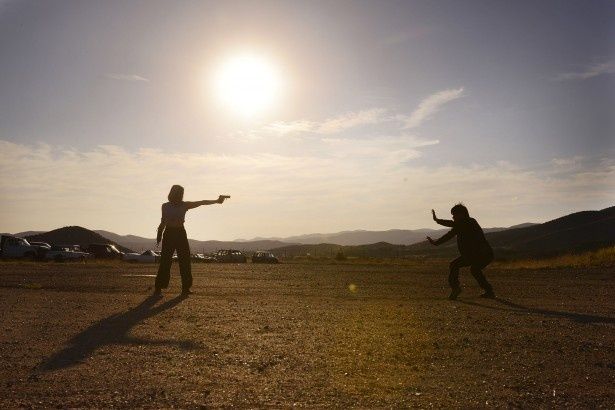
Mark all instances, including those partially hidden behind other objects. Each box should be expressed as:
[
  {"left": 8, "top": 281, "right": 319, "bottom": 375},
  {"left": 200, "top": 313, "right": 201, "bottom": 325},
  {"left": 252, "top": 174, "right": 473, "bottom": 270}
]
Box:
[{"left": 213, "top": 54, "right": 282, "bottom": 118}]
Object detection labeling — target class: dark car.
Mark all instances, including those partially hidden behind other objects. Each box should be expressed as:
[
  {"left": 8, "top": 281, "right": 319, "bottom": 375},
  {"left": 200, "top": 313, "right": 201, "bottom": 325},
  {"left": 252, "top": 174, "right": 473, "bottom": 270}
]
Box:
[
  {"left": 25, "top": 241, "right": 51, "bottom": 259},
  {"left": 87, "top": 243, "right": 124, "bottom": 259},
  {"left": 214, "top": 249, "right": 247, "bottom": 263},
  {"left": 252, "top": 251, "right": 279, "bottom": 264}
]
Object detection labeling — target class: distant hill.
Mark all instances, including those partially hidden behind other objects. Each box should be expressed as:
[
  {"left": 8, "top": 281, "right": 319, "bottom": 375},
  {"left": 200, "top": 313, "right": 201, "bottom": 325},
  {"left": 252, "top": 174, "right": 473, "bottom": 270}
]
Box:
[
  {"left": 241, "top": 224, "right": 535, "bottom": 246},
  {"left": 402, "top": 206, "right": 615, "bottom": 258},
  {"left": 14, "top": 231, "right": 45, "bottom": 238},
  {"left": 270, "top": 207, "right": 614, "bottom": 259},
  {"left": 25, "top": 226, "right": 133, "bottom": 253},
  {"left": 270, "top": 242, "right": 410, "bottom": 259},
  {"left": 94, "top": 230, "right": 296, "bottom": 253},
  {"left": 487, "top": 205, "right": 615, "bottom": 256},
  {"left": 9, "top": 207, "right": 607, "bottom": 259}
]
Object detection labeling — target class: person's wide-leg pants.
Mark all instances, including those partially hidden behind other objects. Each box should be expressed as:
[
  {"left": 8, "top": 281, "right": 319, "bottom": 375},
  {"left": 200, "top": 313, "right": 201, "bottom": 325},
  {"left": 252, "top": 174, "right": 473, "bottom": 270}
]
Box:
[{"left": 155, "top": 226, "right": 192, "bottom": 291}]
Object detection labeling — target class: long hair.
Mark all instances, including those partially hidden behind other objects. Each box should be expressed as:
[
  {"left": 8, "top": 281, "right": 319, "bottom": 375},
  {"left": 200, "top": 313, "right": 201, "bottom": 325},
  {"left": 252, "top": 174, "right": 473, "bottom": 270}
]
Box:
[
  {"left": 451, "top": 203, "right": 469, "bottom": 218},
  {"left": 167, "top": 185, "right": 184, "bottom": 204}
]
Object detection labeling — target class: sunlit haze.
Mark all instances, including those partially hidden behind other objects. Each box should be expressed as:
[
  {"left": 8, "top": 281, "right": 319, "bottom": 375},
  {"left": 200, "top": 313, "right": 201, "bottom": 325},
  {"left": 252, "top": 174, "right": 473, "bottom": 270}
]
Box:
[
  {"left": 0, "top": 1, "right": 613, "bottom": 240},
  {"left": 212, "top": 53, "right": 283, "bottom": 118}
]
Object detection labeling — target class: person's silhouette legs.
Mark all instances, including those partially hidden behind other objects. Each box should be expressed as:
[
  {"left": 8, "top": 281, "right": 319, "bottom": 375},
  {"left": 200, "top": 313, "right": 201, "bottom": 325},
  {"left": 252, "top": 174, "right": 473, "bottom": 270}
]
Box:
[
  {"left": 155, "top": 231, "right": 178, "bottom": 293},
  {"left": 471, "top": 257, "right": 495, "bottom": 298},
  {"left": 448, "top": 257, "right": 466, "bottom": 299},
  {"left": 448, "top": 255, "right": 494, "bottom": 299},
  {"left": 176, "top": 230, "right": 193, "bottom": 294}
]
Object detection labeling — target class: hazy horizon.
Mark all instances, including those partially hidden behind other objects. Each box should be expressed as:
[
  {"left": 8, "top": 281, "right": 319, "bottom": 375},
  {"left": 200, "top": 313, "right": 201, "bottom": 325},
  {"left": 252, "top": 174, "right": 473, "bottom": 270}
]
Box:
[{"left": 1, "top": 0, "right": 614, "bottom": 240}]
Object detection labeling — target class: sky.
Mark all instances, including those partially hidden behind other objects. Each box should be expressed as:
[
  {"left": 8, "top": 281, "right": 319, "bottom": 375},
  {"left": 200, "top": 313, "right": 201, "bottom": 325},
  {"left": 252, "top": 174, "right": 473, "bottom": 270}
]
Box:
[{"left": 0, "top": 0, "right": 614, "bottom": 240}]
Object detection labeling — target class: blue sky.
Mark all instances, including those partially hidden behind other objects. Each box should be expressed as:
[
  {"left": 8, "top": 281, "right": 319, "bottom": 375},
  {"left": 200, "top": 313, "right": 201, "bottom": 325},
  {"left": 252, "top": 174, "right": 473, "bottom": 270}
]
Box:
[{"left": 0, "top": 0, "right": 613, "bottom": 240}]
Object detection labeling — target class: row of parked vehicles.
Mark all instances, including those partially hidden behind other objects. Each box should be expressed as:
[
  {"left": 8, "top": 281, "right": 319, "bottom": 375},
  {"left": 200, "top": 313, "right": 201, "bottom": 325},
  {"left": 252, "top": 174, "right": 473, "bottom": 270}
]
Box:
[
  {"left": 0, "top": 234, "right": 279, "bottom": 263},
  {"left": 122, "top": 249, "right": 279, "bottom": 264},
  {"left": 0, "top": 235, "right": 126, "bottom": 262}
]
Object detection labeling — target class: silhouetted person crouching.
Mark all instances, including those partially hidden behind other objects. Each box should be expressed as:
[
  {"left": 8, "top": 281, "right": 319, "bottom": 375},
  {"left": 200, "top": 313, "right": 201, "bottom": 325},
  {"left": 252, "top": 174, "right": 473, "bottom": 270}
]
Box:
[
  {"left": 427, "top": 204, "right": 495, "bottom": 300},
  {"left": 155, "top": 185, "right": 229, "bottom": 297}
]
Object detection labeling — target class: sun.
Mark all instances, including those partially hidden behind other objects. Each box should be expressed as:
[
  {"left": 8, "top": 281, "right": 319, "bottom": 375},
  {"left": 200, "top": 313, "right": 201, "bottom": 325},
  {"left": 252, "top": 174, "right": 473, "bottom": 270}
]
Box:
[{"left": 212, "top": 53, "right": 283, "bottom": 118}]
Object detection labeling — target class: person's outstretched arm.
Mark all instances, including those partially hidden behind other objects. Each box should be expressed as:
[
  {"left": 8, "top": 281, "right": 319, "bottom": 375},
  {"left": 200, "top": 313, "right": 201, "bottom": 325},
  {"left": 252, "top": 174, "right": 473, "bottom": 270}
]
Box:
[
  {"left": 432, "top": 209, "right": 454, "bottom": 227},
  {"left": 426, "top": 228, "right": 457, "bottom": 246},
  {"left": 184, "top": 195, "right": 229, "bottom": 210}
]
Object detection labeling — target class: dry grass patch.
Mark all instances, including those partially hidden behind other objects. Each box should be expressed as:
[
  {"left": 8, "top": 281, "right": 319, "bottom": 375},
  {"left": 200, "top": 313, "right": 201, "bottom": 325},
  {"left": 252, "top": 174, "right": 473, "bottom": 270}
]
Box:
[{"left": 497, "top": 246, "right": 615, "bottom": 269}]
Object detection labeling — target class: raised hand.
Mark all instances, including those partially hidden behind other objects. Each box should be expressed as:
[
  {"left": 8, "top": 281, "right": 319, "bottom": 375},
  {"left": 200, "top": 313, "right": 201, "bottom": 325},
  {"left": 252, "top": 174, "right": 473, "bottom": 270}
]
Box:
[
  {"left": 217, "top": 195, "right": 230, "bottom": 203},
  {"left": 432, "top": 209, "right": 437, "bottom": 221}
]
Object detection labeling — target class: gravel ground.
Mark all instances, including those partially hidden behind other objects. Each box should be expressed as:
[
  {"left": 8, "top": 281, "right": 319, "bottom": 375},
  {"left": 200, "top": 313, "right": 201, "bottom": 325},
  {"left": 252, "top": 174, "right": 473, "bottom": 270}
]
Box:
[{"left": 0, "top": 261, "right": 613, "bottom": 408}]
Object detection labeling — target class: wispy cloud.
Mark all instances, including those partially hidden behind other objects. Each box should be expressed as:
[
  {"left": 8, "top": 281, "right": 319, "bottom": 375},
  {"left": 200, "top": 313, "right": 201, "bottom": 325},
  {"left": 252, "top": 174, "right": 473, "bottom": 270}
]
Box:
[
  {"left": 554, "top": 60, "right": 615, "bottom": 81},
  {"left": 103, "top": 73, "right": 150, "bottom": 82},
  {"left": 263, "top": 120, "right": 316, "bottom": 136},
  {"left": 402, "top": 87, "right": 465, "bottom": 129},
  {"left": 264, "top": 108, "right": 387, "bottom": 136},
  {"left": 551, "top": 156, "right": 584, "bottom": 168},
  {"left": 259, "top": 87, "right": 465, "bottom": 140},
  {"left": 317, "top": 108, "right": 387, "bottom": 134},
  {"left": 1, "top": 140, "right": 613, "bottom": 238}
]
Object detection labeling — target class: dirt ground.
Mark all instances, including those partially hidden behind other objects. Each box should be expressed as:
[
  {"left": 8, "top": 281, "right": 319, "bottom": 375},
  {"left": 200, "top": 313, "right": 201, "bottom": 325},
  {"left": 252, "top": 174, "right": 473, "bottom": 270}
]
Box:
[{"left": 0, "top": 260, "right": 613, "bottom": 408}]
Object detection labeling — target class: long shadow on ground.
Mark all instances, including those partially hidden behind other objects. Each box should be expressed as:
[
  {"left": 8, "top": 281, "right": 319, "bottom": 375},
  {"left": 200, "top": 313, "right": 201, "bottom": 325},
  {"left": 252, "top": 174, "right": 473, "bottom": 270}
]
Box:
[
  {"left": 38, "top": 294, "right": 199, "bottom": 372},
  {"left": 457, "top": 298, "right": 615, "bottom": 324}
]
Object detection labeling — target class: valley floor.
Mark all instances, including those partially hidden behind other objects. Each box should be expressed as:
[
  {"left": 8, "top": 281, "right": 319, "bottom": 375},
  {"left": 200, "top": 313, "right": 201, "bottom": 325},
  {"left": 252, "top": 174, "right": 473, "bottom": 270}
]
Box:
[{"left": 0, "top": 261, "right": 613, "bottom": 408}]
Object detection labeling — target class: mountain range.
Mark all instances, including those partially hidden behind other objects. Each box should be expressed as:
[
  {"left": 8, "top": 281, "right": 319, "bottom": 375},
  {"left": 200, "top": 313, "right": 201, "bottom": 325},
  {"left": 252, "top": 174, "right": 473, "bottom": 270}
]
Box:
[
  {"left": 238, "top": 223, "right": 536, "bottom": 246},
  {"left": 12, "top": 223, "right": 533, "bottom": 253},
  {"left": 7, "top": 206, "right": 613, "bottom": 258},
  {"left": 270, "top": 206, "right": 615, "bottom": 259}
]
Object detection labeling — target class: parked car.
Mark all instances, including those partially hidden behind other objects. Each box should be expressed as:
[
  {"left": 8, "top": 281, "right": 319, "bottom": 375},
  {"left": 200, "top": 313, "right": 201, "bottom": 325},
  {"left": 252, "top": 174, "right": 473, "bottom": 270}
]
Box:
[
  {"left": 192, "top": 253, "right": 216, "bottom": 263},
  {"left": 28, "top": 241, "right": 52, "bottom": 259},
  {"left": 0, "top": 235, "right": 40, "bottom": 259},
  {"left": 123, "top": 250, "right": 160, "bottom": 263},
  {"left": 29, "top": 241, "right": 51, "bottom": 249},
  {"left": 86, "top": 243, "right": 124, "bottom": 259},
  {"left": 214, "top": 249, "right": 247, "bottom": 263},
  {"left": 44, "top": 245, "right": 91, "bottom": 262},
  {"left": 252, "top": 251, "right": 279, "bottom": 264}
]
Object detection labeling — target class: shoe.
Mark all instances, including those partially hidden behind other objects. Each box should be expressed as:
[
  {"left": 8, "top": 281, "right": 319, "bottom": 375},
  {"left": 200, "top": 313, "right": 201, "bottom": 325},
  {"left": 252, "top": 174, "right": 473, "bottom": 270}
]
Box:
[
  {"left": 448, "top": 288, "right": 462, "bottom": 300},
  {"left": 153, "top": 288, "right": 162, "bottom": 297},
  {"left": 181, "top": 289, "right": 193, "bottom": 297},
  {"left": 479, "top": 291, "right": 496, "bottom": 299}
]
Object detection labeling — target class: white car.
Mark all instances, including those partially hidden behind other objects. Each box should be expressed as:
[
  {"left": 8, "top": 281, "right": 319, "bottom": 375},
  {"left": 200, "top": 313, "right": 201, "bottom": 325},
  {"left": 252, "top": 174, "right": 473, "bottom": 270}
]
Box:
[
  {"left": 123, "top": 250, "right": 160, "bottom": 263},
  {"left": 45, "top": 245, "right": 91, "bottom": 262}
]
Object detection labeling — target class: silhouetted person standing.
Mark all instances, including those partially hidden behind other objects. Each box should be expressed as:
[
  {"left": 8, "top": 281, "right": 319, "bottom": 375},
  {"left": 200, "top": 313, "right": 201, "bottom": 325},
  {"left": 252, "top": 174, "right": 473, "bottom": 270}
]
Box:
[
  {"left": 427, "top": 204, "right": 495, "bottom": 300},
  {"left": 155, "top": 185, "right": 228, "bottom": 297}
]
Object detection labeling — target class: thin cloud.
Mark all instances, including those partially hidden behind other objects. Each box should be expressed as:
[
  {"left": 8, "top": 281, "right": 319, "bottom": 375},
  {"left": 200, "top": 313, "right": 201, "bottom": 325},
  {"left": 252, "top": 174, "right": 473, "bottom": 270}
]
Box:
[
  {"left": 259, "top": 87, "right": 465, "bottom": 140},
  {"left": 551, "top": 156, "right": 584, "bottom": 167},
  {"left": 554, "top": 60, "right": 615, "bottom": 81},
  {"left": 1, "top": 140, "right": 613, "bottom": 238},
  {"left": 317, "top": 108, "right": 387, "bottom": 134},
  {"left": 264, "top": 120, "right": 316, "bottom": 136},
  {"left": 264, "top": 108, "right": 387, "bottom": 136},
  {"left": 403, "top": 87, "right": 465, "bottom": 129},
  {"left": 103, "top": 73, "right": 150, "bottom": 82}
]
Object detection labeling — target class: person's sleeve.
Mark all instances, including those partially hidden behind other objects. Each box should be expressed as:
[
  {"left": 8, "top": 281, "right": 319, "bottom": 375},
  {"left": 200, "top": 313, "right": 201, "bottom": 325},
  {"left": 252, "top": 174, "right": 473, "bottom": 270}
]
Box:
[
  {"left": 435, "top": 218, "right": 454, "bottom": 227},
  {"left": 434, "top": 228, "right": 457, "bottom": 245}
]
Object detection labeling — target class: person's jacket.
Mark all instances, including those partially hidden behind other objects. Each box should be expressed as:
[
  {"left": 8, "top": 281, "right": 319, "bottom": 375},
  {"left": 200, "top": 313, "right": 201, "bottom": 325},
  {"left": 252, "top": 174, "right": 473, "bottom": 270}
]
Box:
[{"left": 435, "top": 217, "right": 493, "bottom": 259}]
